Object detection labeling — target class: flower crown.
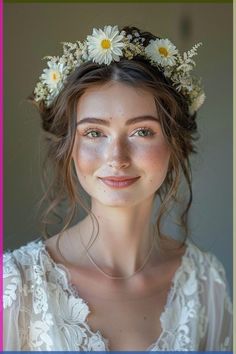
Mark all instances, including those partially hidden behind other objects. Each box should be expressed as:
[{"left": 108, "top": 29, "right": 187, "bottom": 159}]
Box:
[{"left": 34, "top": 25, "right": 205, "bottom": 116}]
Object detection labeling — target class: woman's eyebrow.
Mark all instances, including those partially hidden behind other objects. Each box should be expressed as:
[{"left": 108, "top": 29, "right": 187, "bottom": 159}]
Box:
[{"left": 77, "top": 115, "right": 160, "bottom": 126}]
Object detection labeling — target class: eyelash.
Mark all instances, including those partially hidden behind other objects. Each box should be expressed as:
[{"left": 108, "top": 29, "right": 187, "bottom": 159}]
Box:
[{"left": 82, "top": 127, "right": 156, "bottom": 139}]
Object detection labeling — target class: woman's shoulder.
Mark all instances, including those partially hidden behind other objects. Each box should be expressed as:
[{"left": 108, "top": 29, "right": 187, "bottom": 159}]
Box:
[
  {"left": 187, "top": 240, "right": 226, "bottom": 272},
  {"left": 162, "top": 237, "right": 228, "bottom": 283},
  {"left": 3, "top": 238, "right": 44, "bottom": 309},
  {"left": 184, "top": 239, "right": 231, "bottom": 293},
  {"left": 3, "top": 238, "right": 44, "bottom": 271}
]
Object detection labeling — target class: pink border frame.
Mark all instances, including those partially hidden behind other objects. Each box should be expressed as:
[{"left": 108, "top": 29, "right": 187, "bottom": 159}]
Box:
[{"left": 0, "top": 0, "right": 3, "bottom": 350}]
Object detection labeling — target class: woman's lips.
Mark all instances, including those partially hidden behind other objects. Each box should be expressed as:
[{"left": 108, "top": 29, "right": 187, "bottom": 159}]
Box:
[{"left": 98, "top": 176, "right": 140, "bottom": 189}]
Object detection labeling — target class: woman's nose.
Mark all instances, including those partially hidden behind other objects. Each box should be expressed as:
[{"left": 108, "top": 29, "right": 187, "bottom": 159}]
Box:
[{"left": 106, "top": 137, "right": 131, "bottom": 170}]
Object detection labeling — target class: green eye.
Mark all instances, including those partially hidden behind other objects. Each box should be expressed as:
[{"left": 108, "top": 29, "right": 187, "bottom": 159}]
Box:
[
  {"left": 86, "top": 130, "right": 102, "bottom": 138},
  {"left": 135, "top": 129, "right": 154, "bottom": 137},
  {"left": 90, "top": 131, "right": 100, "bottom": 137}
]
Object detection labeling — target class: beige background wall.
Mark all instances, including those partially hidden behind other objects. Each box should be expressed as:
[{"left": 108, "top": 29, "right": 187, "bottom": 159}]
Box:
[{"left": 4, "top": 3, "right": 233, "bottom": 294}]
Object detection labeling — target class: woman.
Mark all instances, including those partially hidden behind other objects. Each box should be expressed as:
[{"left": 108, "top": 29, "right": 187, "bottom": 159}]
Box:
[{"left": 3, "top": 25, "right": 232, "bottom": 351}]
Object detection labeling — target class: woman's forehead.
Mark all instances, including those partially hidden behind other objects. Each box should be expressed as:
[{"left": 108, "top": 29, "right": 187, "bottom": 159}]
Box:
[{"left": 76, "top": 81, "right": 157, "bottom": 121}]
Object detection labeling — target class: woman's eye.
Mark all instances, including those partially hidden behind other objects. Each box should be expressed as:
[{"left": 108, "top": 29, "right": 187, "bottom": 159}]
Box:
[
  {"left": 84, "top": 130, "right": 103, "bottom": 138},
  {"left": 82, "top": 128, "right": 155, "bottom": 139},
  {"left": 133, "top": 128, "right": 155, "bottom": 137}
]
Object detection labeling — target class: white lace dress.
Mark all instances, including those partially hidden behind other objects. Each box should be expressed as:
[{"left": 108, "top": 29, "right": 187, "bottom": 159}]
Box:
[{"left": 3, "top": 238, "right": 233, "bottom": 351}]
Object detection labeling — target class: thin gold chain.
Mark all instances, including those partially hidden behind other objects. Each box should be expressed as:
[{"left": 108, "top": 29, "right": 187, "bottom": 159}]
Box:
[{"left": 56, "top": 225, "right": 156, "bottom": 280}]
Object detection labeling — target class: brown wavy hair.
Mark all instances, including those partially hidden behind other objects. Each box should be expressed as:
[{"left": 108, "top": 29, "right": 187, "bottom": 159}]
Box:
[{"left": 30, "top": 26, "right": 199, "bottom": 253}]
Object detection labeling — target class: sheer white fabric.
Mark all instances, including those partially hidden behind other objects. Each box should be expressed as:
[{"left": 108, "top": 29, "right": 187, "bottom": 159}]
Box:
[{"left": 3, "top": 238, "right": 233, "bottom": 351}]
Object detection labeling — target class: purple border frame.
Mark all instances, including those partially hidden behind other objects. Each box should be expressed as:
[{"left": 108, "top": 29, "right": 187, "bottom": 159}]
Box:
[{"left": 0, "top": 0, "right": 3, "bottom": 350}]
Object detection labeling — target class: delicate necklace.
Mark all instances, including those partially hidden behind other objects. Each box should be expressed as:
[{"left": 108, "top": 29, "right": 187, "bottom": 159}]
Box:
[
  {"left": 79, "top": 226, "right": 156, "bottom": 280},
  {"left": 56, "top": 225, "right": 156, "bottom": 280}
]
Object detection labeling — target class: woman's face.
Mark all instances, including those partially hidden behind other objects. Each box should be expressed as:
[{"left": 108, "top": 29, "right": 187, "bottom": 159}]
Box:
[{"left": 73, "top": 81, "right": 171, "bottom": 207}]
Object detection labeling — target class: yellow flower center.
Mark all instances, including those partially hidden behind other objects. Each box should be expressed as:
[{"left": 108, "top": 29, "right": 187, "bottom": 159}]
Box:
[
  {"left": 101, "top": 39, "right": 111, "bottom": 49},
  {"left": 158, "top": 47, "right": 168, "bottom": 57},
  {"left": 51, "top": 71, "right": 59, "bottom": 81}
]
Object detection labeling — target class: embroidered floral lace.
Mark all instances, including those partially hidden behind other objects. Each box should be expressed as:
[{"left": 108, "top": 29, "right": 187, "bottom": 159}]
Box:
[{"left": 3, "top": 238, "right": 233, "bottom": 351}]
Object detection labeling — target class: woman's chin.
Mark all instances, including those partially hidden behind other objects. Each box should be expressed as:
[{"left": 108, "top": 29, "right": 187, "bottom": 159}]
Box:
[
  {"left": 99, "top": 199, "right": 136, "bottom": 208},
  {"left": 92, "top": 194, "right": 153, "bottom": 208}
]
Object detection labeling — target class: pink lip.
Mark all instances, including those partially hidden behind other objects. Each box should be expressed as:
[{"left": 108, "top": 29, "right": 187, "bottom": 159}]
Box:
[{"left": 98, "top": 176, "right": 140, "bottom": 189}]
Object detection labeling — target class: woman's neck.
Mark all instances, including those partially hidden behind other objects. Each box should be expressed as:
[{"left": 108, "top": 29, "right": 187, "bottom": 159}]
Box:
[{"left": 77, "top": 196, "right": 156, "bottom": 277}]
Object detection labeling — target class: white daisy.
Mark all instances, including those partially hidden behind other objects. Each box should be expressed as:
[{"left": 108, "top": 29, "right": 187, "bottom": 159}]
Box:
[
  {"left": 189, "top": 92, "right": 206, "bottom": 115},
  {"left": 86, "top": 25, "right": 124, "bottom": 65},
  {"left": 145, "top": 38, "right": 178, "bottom": 67},
  {"left": 41, "top": 60, "right": 65, "bottom": 91}
]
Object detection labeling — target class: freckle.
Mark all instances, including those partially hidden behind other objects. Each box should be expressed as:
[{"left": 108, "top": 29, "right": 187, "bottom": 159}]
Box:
[
  {"left": 119, "top": 329, "right": 122, "bottom": 332},
  {"left": 144, "top": 316, "right": 147, "bottom": 320}
]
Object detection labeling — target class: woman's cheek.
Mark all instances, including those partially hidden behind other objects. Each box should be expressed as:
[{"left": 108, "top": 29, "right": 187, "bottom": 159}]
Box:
[
  {"left": 134, "top": 141, "right": 170, "bottom": 168},
  {"left": 74, "top": 141, "right": 103, "bottom": 172}
]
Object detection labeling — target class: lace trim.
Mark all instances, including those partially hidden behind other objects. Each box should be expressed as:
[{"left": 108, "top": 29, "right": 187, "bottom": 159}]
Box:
[
  {"left": 39, "top": 238, "right": 191, "bottom": 351},
  {"left": 6, "top": 238, "right": 231, "bottom": 351}
]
